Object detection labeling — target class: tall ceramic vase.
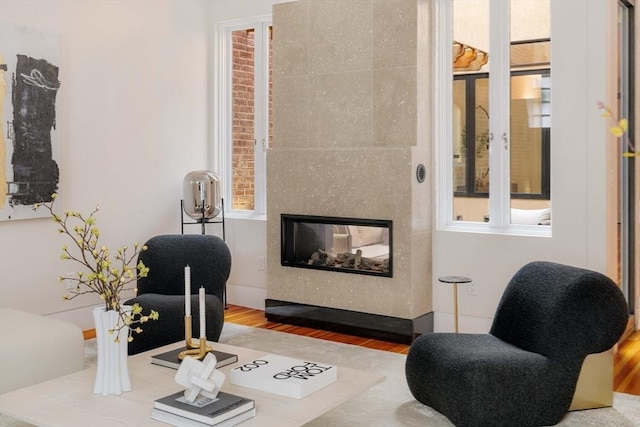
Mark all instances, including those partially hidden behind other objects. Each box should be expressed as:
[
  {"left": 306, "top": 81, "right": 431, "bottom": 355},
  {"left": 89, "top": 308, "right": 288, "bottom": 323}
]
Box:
[{"left": 92, "top": 306, "right": 131, "bottom": 396}]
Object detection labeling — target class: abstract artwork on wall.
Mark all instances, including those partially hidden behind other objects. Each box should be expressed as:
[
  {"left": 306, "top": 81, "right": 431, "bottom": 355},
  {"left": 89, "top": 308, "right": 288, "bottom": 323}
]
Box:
[{"left": 0, "top": 23, "right": 61, "bottom": 221}]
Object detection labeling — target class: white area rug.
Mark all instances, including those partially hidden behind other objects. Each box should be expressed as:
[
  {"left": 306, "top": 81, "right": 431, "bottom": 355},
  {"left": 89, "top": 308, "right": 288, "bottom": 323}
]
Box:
[
  {"left": 1, "top": 323, "right": 639, "bottom": 426},
  {"left": 218, "top": 323, "right": 640, "bottom": 427}
]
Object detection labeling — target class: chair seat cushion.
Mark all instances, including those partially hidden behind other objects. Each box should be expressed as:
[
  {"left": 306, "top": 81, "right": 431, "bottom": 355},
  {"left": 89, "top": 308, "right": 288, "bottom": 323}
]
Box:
[{"left": 405, "top": 333, "right": 578, "bottom": 427}]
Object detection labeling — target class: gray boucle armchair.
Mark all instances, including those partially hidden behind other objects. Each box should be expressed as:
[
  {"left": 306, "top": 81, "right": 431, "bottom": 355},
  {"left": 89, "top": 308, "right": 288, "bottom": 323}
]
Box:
[
  {"left": 125, "top": 234, "right": 231, "bottom": 355},
  {"left": 405, "top": 261, "right": 628, "bottom": 427}
]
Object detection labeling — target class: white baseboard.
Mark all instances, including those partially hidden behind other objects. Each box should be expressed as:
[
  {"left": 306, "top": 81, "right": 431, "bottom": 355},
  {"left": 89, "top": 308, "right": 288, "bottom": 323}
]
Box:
[
  {"left": 226, "top": 283, "right": 267, "bottom": 310},
  {"left": 433, "top": 311, "right": 492, "bottom": 334},
  {"left": 44, "top": 305, "right": 97, "bottom": 331}
]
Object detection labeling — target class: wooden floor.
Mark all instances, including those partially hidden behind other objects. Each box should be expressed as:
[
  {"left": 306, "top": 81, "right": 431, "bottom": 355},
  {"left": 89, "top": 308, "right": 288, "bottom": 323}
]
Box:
[
  {"left": 615, "top": 329, "right": 640, "bottom": 395},
  {"left": 224, "top": 304, "right": 640, "bottom": 396}
]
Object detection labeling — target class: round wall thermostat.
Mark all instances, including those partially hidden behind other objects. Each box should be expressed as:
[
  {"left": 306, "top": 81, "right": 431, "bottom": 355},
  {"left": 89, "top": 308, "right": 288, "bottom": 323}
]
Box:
[{"left": 416, "top": 164, "right": 426, "bottom": 183}]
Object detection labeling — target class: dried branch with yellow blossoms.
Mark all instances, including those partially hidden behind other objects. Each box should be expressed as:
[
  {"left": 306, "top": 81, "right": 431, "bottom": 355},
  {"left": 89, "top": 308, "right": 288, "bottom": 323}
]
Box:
[{"left": 34, "top": 194, "right": 158, "bottom": 342}]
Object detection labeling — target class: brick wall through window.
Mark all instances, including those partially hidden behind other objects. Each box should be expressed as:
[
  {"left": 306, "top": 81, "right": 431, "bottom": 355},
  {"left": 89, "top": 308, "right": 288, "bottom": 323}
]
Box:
[{"left": 231, "top": 28, "right": 273, "bottom": 211}]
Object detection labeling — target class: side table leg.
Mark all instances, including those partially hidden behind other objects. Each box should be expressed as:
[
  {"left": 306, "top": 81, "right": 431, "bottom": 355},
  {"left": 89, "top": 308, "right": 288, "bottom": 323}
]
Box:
[{"left": 453, "top": 283, "right": 459, "bottom": 333}]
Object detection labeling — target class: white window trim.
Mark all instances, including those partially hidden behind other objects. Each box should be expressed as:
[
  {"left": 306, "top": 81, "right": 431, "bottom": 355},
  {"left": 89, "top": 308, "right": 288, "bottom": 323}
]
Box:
[
  {"left": 488, "top": 0, "right": 511, "bottom": 230},
  {"left": 434, "top": 0, "right": 551, "bottom": 237},
  {"left": 217, "top": 16, "right": 272, "bottom": 219},
  {"left": 434, "top": 0, "right": 454, "bottom": 231}
]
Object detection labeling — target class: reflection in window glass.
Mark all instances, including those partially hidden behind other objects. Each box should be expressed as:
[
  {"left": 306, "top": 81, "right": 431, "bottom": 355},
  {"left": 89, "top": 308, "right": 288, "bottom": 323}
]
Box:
[
  {"left": 474, "top": 79, "right": 490, "bottom": 193},
  {"left": 452, "top": 0, "right": 489, "bottom": 223},
  {"left": 509, "top": 0, "right": 551, "bottom": 225},
  {"left": 453, "top": 80, "right": 467, "bottom": 195},
  {"left": 510, "top": 73, "right": 546, "bottom": 196}
]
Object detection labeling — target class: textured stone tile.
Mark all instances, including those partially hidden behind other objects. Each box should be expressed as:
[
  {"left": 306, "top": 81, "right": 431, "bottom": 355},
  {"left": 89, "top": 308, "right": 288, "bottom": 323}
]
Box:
[
  {"left": 309, "top": 71, "right": 373, "bottom": 147},
  {"left": 309, "top": 0, "right": 372, "bottom": 74},
  {"left": 273, "top": 76, "right": 309, "bottom": 148},
  {"left": 373, "top": 0, "right": 417, "bottom": 68},
  {"left": 373, "top": 66, "right": 417, "bottom": 146},
  {"left": 273, "top": 0, "right": 309, "bottom": 77}
]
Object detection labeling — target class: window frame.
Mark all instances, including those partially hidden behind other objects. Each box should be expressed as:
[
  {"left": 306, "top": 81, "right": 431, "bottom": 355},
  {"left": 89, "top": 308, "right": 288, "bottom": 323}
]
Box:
[
  {"left": 435, "top": 0, "right": 551, "bottom": 236},
  {"left": 218, "top": 16, "right": 272, "bottom": 218}
]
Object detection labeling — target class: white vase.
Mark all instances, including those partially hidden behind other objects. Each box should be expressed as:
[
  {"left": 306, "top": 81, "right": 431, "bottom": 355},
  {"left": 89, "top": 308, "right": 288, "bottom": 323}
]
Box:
[{"left": 92, "top": 306, "right": 131, "bottom": 396}]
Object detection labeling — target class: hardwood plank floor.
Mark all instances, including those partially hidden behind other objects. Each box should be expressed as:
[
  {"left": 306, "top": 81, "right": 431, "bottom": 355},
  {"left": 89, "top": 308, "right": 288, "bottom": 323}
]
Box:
[
  {"left": 224, "top": 304, "right": 640, "bottom": 396},
  {"left": 614, "top": 329, "right": 640, "bottom": 395}
]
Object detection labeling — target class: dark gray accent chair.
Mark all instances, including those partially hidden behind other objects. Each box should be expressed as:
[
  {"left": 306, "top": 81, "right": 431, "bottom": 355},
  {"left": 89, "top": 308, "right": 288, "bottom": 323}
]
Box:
[
  {"left": 405, "top": 261, "right": 628, "bottom": 427},
  {"left": 125, "top": 234, "right": 231, "bottom": 355}
]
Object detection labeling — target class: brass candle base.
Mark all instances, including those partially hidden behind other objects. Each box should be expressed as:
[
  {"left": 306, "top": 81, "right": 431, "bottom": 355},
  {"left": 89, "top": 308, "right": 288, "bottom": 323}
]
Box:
[
  {"left": 183, "top": 316, "right": 200, "bottom": 349},
  {"left": 179, "top": 316, "right": 212, "bottom": 360},
  {"left": 179, "top": 336, "right": 213, "bottom": 361}
]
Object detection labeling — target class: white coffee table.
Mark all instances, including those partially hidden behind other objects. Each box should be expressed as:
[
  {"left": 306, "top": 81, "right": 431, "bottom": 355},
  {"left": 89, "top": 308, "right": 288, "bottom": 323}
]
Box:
[{"left": 0, "top": 341, "right": 385, "bottom": 426}]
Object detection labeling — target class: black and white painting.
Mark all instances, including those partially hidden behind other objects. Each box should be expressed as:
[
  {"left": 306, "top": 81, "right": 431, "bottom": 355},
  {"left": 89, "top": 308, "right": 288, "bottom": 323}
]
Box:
[{"left": 0, "top": 23, "right": 61, "bottom": 221}]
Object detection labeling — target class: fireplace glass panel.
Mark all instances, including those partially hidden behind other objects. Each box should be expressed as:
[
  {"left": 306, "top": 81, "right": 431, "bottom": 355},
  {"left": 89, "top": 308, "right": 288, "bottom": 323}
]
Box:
[{"left": 281, "top": 215, "right": 392, "bottom": 277}]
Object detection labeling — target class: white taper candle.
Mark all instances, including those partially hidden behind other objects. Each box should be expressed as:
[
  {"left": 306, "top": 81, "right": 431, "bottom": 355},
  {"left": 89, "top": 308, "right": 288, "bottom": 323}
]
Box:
[
  {"left": 199, "top": 286, "right": 206, "bottom": 338},
  {"left": 185, "top": 265, "right": 191, "bottom": 316}
]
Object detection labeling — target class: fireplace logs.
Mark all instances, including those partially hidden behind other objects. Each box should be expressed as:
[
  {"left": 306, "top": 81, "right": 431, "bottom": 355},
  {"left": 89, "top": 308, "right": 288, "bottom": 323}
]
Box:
[
  {"left": 281, "top": 214, "right": 393, "bottom": 277},
  {"left": 308, "top": 249, "right": 389, "bottom": 274}
]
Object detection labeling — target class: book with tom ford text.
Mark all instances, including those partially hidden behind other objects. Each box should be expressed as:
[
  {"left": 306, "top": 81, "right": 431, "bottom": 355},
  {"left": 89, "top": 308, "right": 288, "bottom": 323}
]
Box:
[{"left": 229, "top": 353, "right": 337, "bottom": 399}]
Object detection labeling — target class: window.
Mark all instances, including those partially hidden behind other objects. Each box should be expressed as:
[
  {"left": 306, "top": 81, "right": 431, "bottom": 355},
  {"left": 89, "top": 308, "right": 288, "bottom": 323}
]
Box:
[
  {"left": 439, "top": 0, "right": 552, "bottom": 230},
  {"left": 454, "top": 67, "right": 550, "bottom": 200},
  {"left": 219, "top": 17, "right": 272, "bottom": 216}
]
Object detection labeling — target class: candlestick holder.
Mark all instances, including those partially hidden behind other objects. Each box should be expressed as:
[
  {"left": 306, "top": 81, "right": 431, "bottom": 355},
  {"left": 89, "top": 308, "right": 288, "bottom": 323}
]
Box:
[
  {"left": 183, "top": 316, "right": 201, "bottom": 349},
  {"left": 179, "top": 337, "right": 213, "bottom": 361},
  {"left": 179, "top": 315, "right": 212, "bottom": 361}
]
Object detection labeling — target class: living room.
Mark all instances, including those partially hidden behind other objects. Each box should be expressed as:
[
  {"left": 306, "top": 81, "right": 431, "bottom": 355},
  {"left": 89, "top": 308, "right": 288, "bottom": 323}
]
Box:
[
  {"left": 1, "top": 0, "right": 636, "bottom": 335},
  {"left": 0, "top": 0, "right": 638, "bottom": 425}
]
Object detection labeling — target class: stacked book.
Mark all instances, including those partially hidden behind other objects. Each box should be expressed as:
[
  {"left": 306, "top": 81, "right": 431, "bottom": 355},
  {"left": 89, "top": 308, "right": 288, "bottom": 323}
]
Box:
[
  {"left": 152, "top": 390, "right": 255, "bottom": 426},
  {"left": 151, "top": 348, "right": 238, "bottom": 370}
]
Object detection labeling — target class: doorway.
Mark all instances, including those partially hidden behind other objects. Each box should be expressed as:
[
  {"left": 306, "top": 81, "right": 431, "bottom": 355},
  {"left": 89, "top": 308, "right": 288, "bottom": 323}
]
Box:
[{"left": 616, "top": 0, "right": 636, "bottom": 320}]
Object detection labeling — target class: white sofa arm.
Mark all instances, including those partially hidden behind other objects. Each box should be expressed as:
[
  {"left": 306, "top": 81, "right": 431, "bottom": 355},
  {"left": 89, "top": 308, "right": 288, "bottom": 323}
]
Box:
[{"left": 0, "top": 308, "right": 85, "bottom": 394}]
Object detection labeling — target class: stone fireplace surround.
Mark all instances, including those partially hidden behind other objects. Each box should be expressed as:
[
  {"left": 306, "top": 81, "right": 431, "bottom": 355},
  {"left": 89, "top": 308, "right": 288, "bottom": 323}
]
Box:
[{"left": 266, "top": 0, "right": 433, "bottom": 342}]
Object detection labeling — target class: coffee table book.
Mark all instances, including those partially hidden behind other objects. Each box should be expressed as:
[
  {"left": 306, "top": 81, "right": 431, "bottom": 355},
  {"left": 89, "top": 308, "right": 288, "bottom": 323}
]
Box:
[
  {"left": 229, "top": 354, "right": 337, "bottom": 399},
  {"left": 152, "top": 347, "right": 238, "bottom": 370},
  {"left": 151, "top": 407, "right": 256, "bottom": 427},
  {"left": 154, "top": 390, "right": 254, "bottom": 426}
]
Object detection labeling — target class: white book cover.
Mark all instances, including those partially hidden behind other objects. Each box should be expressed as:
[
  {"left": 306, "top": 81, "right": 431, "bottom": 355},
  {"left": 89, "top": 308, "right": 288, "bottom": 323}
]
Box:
[{"left": 229, "top": 354, "right": 337, "bottom": 399}]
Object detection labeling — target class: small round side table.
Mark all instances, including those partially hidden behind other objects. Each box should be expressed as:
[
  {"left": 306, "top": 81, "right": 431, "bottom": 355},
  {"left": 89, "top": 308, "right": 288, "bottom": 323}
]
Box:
[{"left": 438, "top": 276, "right": 472, "bottom": 333}]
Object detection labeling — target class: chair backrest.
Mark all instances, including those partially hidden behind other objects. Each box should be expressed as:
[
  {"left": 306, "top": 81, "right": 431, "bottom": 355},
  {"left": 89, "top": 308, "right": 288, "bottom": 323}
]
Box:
[
  {"left": 490, "top": 261, "right": 628, "bottom": 364},
  {"left": 136, "top": 234, "right": 231, "bottom": 302}
]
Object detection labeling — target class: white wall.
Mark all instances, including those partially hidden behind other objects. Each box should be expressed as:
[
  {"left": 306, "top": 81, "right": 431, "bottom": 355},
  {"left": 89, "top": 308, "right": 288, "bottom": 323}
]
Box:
[
  {"left": 0, "top": 0, "right": 292, "bottom": 332},
  {"left": 0, "top": 0, "right": 211, "bottom": 329}
]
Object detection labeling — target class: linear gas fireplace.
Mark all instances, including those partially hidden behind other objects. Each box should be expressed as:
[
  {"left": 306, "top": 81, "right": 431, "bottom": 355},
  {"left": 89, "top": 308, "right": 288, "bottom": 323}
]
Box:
[{"left": 281, "top": 214, "right": 393, "bottom": 277}]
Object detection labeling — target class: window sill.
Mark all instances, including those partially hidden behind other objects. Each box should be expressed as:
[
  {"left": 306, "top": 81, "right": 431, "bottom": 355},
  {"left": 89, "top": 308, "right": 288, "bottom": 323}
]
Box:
[
  {"left": 438, "top": 222, "right": 552, "bottom": 238},
  {"left": 224, "top": 211, "right": 267, "bottom": 221}
]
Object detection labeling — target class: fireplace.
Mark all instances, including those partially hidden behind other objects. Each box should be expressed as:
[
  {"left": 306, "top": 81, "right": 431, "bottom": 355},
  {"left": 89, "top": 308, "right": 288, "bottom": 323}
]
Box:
[{"left": 281, "top": 214, "right": 393, "bottom": 277}]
